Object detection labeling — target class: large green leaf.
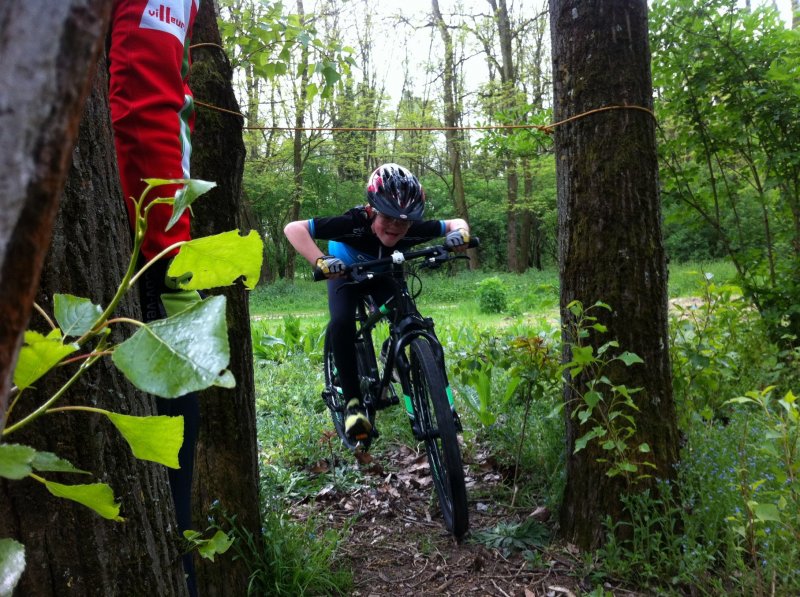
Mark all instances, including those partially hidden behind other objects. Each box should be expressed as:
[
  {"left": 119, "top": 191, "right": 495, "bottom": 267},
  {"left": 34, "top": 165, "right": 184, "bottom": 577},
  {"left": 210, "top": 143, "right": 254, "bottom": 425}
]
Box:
[
  {"left": 0, "top": 538, "right": 25, "bottom": 597},
  {"left": 107, "top": 413, "right": 183, "bottom": 468},
  {"left": 112, "top": 296, "right": 234, "bottom": 398},
  {"left": 13, "top": 330, "right": 77, "bottom": 390},
  {"left": 167, "top": 230, "right": 264, "bottom": 290},
  {"left": 0, "top": 444, "right": 35, "bottom": 480},
  {"left": 53, "top": 294, "right": 103, "bottom": 337},
  {"left": 43, "top": 481, "right": 123, "bottom": 521}
]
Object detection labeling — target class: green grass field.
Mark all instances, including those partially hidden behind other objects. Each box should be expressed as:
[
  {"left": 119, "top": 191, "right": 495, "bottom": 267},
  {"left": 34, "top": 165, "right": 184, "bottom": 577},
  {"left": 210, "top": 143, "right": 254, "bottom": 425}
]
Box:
[{"left": 248, "top": 260, "right": 737, "bottom": 324}]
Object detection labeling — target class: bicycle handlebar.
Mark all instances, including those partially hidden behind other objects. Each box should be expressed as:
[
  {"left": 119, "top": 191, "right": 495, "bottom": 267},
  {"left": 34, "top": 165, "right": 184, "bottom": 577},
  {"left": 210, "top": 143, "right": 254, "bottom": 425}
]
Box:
[{"left": 312, "top": 237, "right": 479, "bottom": 281}]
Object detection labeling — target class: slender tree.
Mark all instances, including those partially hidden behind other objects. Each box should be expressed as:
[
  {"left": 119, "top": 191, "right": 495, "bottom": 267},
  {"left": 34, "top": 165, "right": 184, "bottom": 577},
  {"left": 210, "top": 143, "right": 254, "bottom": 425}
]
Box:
[
  {"left": 431, "top": 0, "right": 478, "bottom": 267},
  {"left": 549, "top": 0, "right": 679, "bottom": 548},
  {"left": 189, "top": 1, "right": 263, "bottom": 592}
]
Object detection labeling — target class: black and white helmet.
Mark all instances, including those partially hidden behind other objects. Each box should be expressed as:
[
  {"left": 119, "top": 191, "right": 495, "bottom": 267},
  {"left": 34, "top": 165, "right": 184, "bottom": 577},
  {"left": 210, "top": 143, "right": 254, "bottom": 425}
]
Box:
[{"left": 366, "top": 163, "right": 425, "bottom": 221}]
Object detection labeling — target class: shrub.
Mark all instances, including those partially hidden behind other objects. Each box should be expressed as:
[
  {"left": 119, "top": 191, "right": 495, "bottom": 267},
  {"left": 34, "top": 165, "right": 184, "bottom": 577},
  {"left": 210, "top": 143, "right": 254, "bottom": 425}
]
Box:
[{"left": 477, "top": 276, "right": 507, "bottom": 314}]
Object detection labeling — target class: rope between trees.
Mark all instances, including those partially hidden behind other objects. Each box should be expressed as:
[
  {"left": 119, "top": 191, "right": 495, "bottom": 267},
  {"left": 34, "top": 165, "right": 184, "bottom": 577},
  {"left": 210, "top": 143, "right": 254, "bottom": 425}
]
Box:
[{"left": 193, "top": 100, "right": 655, "bottom": 134}]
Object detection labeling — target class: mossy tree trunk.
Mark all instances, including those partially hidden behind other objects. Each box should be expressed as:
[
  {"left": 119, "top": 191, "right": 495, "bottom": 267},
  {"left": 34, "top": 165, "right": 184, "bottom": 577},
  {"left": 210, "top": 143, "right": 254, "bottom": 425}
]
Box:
[
  {"left": 1, "top": 47, "right": 188, "bottom": 597},
  {"left": 549, "top": 0, "right": 679, "bottom": 549},
  {"left": 189, "top": 1, "right": 263, "bottom": 594}
]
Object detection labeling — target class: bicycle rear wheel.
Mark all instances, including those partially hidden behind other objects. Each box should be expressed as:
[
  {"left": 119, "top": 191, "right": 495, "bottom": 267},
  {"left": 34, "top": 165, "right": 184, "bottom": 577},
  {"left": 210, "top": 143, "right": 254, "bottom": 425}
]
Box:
[
  {"left": 323, "top": 325, "right": 376, "bottom": 450},
  {"left": 407, "top": 338, "right": 469, "bottom": 539}
]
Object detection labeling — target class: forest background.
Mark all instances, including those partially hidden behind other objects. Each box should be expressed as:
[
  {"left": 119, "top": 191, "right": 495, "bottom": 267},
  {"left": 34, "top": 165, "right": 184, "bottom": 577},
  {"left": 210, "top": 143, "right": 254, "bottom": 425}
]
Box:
[{"left": 223, "top": 0, "right": 798, "bottom": 339}]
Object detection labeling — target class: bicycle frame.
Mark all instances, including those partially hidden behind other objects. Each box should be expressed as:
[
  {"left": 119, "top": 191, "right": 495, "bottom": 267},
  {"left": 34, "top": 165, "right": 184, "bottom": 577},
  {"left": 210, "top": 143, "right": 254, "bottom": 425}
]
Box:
[{"left": 343, "top": 245, "right": 460, "bottom": 426}]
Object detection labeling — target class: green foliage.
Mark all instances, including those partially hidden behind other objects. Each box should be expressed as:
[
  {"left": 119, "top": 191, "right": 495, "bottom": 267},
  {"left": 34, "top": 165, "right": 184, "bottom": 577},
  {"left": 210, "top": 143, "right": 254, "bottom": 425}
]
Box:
[
  {"left": 651, "top": 0, "right": 800, "bottom": 341},
  {"left": 241, "top": 509, "right": 352, "bottom": 596},
  {"left": 596, "top": 398, "right": 800, "bottom": 596},
  {"left": 470, "top": 518, "right": 549, "bottom": 557},
  {"left": 183, "top": 529, "right": 233, "bottom": 563},
  {"left": 669, "top": 274, "right": 788, "bottom": 426},
  {"left": 0, "top": 179, "right": 263, "bottom": 589},
  {"left": 477, "top": 276, "right": 508, "bottom": 314},
  {"left": 563, "top": 301, "right": 653, "bottom": 481}
]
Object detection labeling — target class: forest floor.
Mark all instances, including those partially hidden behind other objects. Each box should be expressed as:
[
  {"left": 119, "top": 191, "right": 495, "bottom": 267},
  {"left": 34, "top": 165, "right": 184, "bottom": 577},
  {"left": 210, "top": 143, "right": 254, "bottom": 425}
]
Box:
[{"left": 287, "top": 438, "right": 645, "bottom": 597}]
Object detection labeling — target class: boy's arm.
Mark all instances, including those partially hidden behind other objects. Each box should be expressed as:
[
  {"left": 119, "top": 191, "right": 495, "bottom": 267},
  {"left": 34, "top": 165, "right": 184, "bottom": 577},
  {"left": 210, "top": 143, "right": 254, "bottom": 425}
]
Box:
[
  {"left": 444, "top": 218, "right": 469, "bottom": 234},
  {"left": 284, "top": 220, "right": 325, "bottom": 266}
]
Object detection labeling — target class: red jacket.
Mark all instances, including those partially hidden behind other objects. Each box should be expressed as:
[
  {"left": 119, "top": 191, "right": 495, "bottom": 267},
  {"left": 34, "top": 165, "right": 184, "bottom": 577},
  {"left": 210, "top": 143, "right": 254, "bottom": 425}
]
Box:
[{"left": 108, "top": 0, "right": 199, "bottom": 260}]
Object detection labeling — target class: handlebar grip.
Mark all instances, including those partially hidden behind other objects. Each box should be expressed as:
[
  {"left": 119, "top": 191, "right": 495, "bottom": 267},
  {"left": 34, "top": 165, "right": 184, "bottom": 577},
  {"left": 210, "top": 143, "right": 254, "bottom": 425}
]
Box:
[
  {"left": 313, "top": 267, "right": 327, "bottom": 282},
  {"left": 467, "top": 236, "right": 480, "bottom": 249}
]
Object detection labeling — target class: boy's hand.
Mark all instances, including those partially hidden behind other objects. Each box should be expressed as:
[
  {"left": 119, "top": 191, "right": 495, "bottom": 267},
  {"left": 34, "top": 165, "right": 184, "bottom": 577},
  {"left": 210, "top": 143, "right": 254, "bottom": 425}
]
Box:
[
  {"left": 445, "top": 228, "right": 470, "bottom": 251},
  {"left": 315, "top": 255, "right": 345, "bottom": 278}
]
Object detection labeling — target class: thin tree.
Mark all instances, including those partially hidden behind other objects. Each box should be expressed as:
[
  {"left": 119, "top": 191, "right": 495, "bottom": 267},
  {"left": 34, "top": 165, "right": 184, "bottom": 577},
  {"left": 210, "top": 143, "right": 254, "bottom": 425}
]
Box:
[
  {"left": 549, "top": 0, "right": 679, "bottom": 548},
  {"left": 189, "top": 0, "right": 264, "bottom": 592},
  {"left": 431, "top": 0, "right": 478, "bottom": 268}
]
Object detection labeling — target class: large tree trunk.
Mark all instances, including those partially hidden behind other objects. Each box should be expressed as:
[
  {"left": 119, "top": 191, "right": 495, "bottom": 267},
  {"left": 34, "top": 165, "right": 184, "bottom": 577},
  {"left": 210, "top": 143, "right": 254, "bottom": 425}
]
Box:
[
  {"left": 549, "top": 0, "right": 679, "bottom": 549},
  {"left": 1, "top": 54, "right": 188, "bottom": 596},
  {"left": 0, "top": 1, "right": 110, "bottom": 428},
  {"left": 189, "top": 1, "right": 263, "bottom": 594}
]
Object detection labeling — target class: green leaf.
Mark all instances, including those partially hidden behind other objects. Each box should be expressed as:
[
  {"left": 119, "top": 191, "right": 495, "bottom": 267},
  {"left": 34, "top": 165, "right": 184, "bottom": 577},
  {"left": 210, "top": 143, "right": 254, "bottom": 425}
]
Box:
[
  {"left": 638, "top": 443, "right": 651, "bottom": 453},
  {"left": 0, "top": 538, "right": 25, "bottom": 596},
  {"left": 43, "top": 481, "right": 123, "bottom": 521},
  {"left": 617, "top": 352, "right": 644, "bottom": 366},
  {"left": 112, "top": 296, "right": 234, "bottom": 398},
  {"left": 31, "top": 451, "right": 89, "bottom": 475},
  {"left": 13, "top": 330, "right": 78, "bottom": 390},
  {"left": 53, "top": 294, "right": 103, "bottom": 337},
  {"left": 107, "top": 413, "right": 184, "bottom": 468},
  {"left": 752, "top": 502, "right": 781, "bottom": 523},
  {"left": 198, "top": 530, "right": 233, "bottom": 561},
  {"left": 0, "top": 444, "right": 35, "bottom": 480},
  {"left": 584, "top": 390, "right": 603, "bottom": 410},
  {"left": 164, "top": 179, "right": 217, "bottom": 232},
  {"left": 571, "top": 345, "right": 594, "bottom": 365},
  {"left": 167, "top": 230, "right": 264, "bottom": 290}
]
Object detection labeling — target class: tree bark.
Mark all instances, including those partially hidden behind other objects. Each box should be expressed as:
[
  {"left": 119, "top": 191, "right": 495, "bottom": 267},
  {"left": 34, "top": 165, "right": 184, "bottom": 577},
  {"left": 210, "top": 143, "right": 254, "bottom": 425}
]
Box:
[
  {"left": 1, "top": 53, "right": 188, "bottom": 596},
  {"left": 0, "top": 0, "right": 110, "bottom": 430},
  {"left": 189, "top": 1, "right": 263, "bottom": 594},
  {"left": 549, "top": 0, "right": 679, "bottom": 549}
]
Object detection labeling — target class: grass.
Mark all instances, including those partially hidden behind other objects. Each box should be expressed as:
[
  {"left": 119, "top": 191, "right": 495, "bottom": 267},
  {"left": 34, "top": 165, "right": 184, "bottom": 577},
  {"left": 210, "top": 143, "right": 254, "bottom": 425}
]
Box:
[
  {"left": 248, "top": 259, "right": 736, "bottom": 324},
  {"left": 247, "top": 258, "right": 800, "bottom": 596}
]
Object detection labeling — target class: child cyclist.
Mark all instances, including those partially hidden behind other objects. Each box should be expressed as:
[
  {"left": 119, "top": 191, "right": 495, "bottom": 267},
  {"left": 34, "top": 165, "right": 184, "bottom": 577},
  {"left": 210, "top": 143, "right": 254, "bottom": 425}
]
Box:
[{"left": 284, "top": 163, "right": 471, "bottom": 442}]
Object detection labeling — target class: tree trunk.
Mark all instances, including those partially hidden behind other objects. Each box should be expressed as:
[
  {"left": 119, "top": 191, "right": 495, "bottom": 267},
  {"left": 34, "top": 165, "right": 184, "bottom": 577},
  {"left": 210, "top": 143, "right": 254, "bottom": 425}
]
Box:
[
  {"left": 0, "top": 0, "right": 110, "bottom": 428},
  {"left": 189, "top": 1, "right": 263, "bottom": 594},
  {"left": 431, "top": 0, "right": 478, "bottom": 269},
  {"left": 793, "top": 0, "right": 799, "bottom": 30},
  {"left": 549, "top": 0, "right": 679, "bottom": 549},
  {"left": 1, "top": 53, "right": 188, "bottom": 596}
]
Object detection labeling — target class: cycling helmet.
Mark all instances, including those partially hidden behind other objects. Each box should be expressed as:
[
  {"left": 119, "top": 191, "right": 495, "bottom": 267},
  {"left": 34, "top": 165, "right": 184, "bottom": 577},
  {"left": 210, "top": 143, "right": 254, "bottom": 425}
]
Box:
[{"left": 366, "top": 163, "right": 425, "bottom": 221}]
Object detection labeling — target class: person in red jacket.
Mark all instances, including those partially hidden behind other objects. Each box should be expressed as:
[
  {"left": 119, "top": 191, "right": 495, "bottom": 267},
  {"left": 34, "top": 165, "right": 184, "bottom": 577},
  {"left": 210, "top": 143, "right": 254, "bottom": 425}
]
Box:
[{"left": 108, "top": 2, "right": 200, "bottom": 595}]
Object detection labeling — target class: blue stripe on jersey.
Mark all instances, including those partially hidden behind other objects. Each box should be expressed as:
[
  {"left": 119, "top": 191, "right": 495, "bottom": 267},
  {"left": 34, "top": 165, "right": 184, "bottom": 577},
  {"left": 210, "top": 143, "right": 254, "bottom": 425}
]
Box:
[
  {"left": 308, "top": 219, "right": 315, "bottom": 237},
  {"left": 328, "top": 240, "right": 374, "bottom": 265}
]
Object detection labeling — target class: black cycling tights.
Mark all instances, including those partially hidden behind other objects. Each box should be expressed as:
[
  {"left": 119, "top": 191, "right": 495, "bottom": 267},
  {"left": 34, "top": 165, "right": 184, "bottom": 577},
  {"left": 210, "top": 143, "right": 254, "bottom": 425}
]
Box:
[
  {"left": 139, "top": 258, "right": 200, "bottom": 597},
  {"left": 327, "top": 276, "right": 393, "bottom": 401}
]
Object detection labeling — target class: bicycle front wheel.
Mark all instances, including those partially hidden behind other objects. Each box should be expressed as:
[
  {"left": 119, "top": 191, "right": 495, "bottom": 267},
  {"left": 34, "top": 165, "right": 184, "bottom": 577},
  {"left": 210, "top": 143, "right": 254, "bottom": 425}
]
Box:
[{"left": 407, "top": 338, "right": 469, "bottom": 539}]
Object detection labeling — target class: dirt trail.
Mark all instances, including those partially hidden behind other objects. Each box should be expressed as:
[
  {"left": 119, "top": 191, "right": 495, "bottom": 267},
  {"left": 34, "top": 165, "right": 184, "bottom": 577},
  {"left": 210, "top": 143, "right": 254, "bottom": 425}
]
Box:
[{"left": 288, "top": 442, "right": 602, "bottom": 597}]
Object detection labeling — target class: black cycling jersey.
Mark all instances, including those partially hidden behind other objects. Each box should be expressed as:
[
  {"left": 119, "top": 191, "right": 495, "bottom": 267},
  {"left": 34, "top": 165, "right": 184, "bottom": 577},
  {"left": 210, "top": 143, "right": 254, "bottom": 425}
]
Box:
[{"left": 309, "top": 206, "right": 445, "bottom": 265}]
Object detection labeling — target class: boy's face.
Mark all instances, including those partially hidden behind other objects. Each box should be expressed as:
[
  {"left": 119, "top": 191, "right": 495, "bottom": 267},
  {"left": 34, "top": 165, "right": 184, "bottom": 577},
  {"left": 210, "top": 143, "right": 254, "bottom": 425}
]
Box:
[{"left": 372, "top": 212, "right": 412, "bottom": 246}]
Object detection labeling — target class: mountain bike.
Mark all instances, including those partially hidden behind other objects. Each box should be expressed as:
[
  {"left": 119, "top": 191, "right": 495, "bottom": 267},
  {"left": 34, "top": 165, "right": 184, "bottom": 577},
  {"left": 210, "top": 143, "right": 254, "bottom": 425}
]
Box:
[{"left": 316, "top": 239, "right": 478, "bottom": 539}]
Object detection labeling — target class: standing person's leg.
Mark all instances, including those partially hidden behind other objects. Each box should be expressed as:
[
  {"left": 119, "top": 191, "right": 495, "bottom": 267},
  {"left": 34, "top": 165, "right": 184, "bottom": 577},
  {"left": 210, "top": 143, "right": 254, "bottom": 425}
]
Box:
[{"left": 108, "top": 2, "right": 200, "bottom": 595}]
